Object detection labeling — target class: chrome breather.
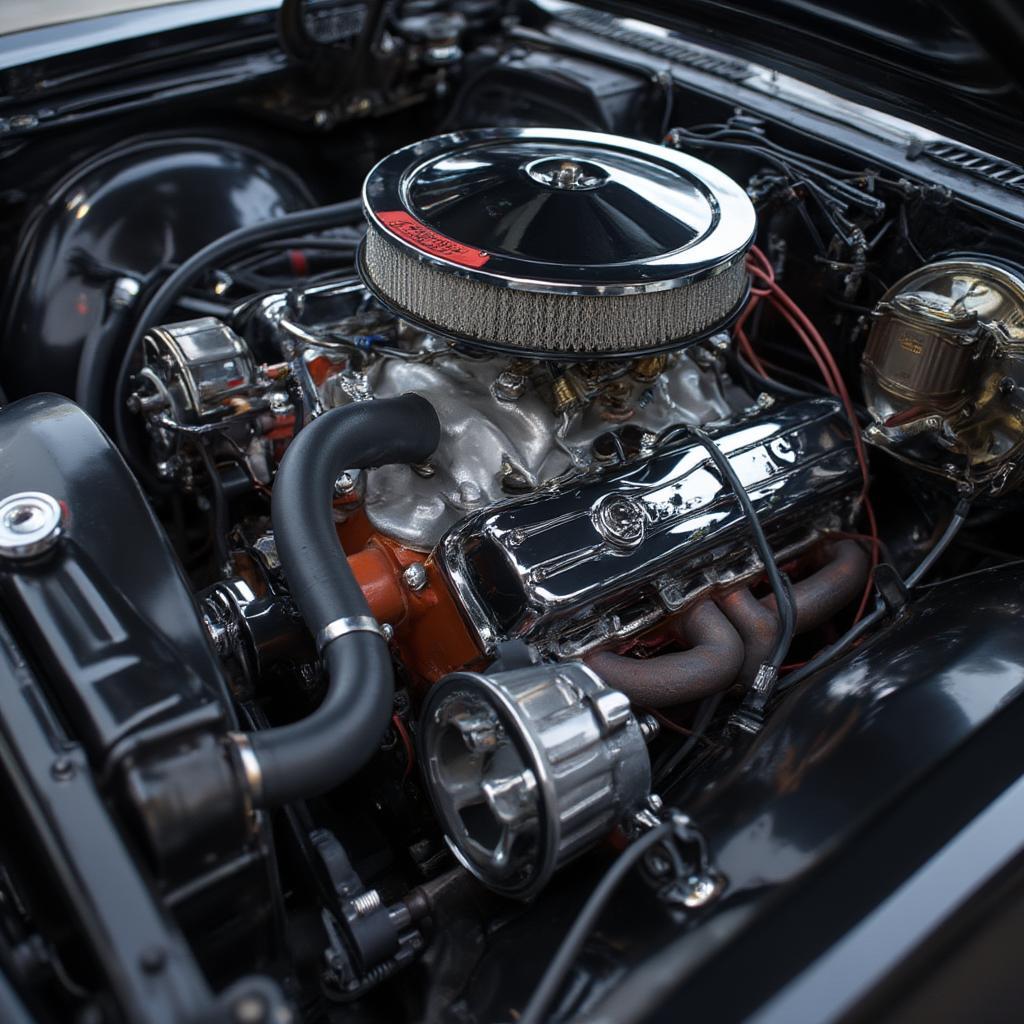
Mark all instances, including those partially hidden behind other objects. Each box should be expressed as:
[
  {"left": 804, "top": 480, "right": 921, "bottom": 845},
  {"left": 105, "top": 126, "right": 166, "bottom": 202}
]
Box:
[
  {"left": 418, "top": 660, "right": 652, "bottom": 899},
  {"left": 359, "top": 127, "right": 756, "bottom": 357}
]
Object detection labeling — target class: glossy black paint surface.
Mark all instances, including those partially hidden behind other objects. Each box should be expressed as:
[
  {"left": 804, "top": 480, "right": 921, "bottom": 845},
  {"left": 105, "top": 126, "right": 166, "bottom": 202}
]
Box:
[
  {"left": 458, "top": 566, "right": 1024, "bottom": 1023},
  {"left": 0, "top": 137, "right": 311, "bottom": 398},
  {"left": 581, "top": 2, "right": 1024, "bottom": 163},
  {"left": 607, "top": 564, "right": 1024, "bottom": 1022},
  {"left": 0, "top": 394, "right": 231, "bottom": 769},
  {"left": 0, "top": 617, "right": 220, "bottom": 1024},
  {"left": 689, "top": 564, "right": 1024, "bottom": 879}
]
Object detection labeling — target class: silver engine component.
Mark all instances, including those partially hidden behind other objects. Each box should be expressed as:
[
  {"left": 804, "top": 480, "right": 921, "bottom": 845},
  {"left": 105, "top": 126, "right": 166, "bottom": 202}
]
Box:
[
  {"left": 437, "top": 398, "right": 862, "bottom": 656},
  {"left": 359, "top": 127, "right": 755, "bottom": 357},
  {"left": 862, "top": 258, "right": 1024, "bottom": 493},
  {"left": 363, "top": 341, "right": 739, "bottom": 548},
  {"left": 418, "top": 660, "right": 652, "bottom": 899},
  {"left": 128, "top": 316, "right": 286, "bottom": 486},
  {"left": 138, "top": 317, "right": 257, "bottom": 424}
]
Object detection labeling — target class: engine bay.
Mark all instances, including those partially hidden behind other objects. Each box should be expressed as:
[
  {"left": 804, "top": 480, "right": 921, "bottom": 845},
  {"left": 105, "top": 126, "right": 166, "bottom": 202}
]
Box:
[{"left": 2, "top": 2, "right": 1024, "bottom": 1023}]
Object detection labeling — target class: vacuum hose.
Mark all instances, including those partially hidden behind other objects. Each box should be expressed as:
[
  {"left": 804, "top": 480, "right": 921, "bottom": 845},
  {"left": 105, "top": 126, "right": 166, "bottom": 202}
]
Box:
[{"left": 239, "top": 393, "right": 440, "bottom": 807}]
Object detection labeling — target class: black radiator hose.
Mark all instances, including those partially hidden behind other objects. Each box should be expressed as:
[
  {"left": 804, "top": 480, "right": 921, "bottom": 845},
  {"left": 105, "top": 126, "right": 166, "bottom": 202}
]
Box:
[{"left": 242, "top": 393, "right": 441, "bottom": 807}]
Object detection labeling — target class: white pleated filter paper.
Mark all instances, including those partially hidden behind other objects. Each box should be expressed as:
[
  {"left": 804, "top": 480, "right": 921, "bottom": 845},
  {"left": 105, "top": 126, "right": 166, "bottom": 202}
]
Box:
[{"left": 364, "top": 224, "right": 749, "bottom": 355}]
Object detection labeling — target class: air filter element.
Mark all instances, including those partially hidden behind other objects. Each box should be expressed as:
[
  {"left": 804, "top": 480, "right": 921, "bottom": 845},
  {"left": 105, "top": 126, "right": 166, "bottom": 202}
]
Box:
[{"left": 359, "top": 127, "right": 756, "bottom": 358}]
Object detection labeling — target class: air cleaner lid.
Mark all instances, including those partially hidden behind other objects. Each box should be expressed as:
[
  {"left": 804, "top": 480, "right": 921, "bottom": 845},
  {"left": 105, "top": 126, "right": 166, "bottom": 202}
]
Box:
[
  {"left": 362, "top": 127, "right": 755, "bottom": 295},
  {"left": 360, "top": 128, "right": 755, "bottom": 357}
]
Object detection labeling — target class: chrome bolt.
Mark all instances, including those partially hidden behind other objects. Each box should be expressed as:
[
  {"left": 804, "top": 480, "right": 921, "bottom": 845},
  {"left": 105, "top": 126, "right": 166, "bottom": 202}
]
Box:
[
  {"left": 680, "top": 872, "right": 721, "bottom": 908},
  {"left": 381, "top": 623, "right": 395, "bottom": 642},
  {"left": 644, "top": 848, "right": 674, "bottom": 878},
  {"left": 402, "top": 562, "right": 428, "bottom": 591},
  {"left": 252, "top": 533, "right": 280, "bottom": 571},
  {"left": 412, "top": 461, "right": 436, "bottom": 479},
  {"left": 638, "top": 713, "right": 661, "bottom": 743},
  {"left": 110, "top": 275, "right": 141, "bottom": 310},
  {"left": 155, "top": 459, "right": 178, "bottom": 481},
  {"left": 493, "top": 370, "right": 528, "bottom": 401},
  {"left": 204, "top": 615, "right": 233, "bottom": 658},
  {"left": 268, "top": 391, "right": 291, "bottom": 415},
  {"left": 334, "top": 472, "right": 356, "bottom": 496},
  {"left": 0, "top": 492, "right": 63, "bottom": 561},
  {"left": 456, "top": 480, "right": 482, "bottom": 506}
]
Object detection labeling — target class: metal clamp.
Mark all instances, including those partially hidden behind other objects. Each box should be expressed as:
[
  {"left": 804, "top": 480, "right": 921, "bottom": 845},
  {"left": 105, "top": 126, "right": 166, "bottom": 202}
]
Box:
[
  {"left": 228, "top": 732, "right": 264, "bottom": 807},
  {"left": 316, "top": 616, "right": 386, "bottom": 654}
]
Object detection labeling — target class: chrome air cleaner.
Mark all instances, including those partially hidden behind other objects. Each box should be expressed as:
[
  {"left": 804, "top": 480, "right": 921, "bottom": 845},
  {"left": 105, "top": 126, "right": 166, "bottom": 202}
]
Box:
[{"left": 359, "top": 127, "right": 756, "bottom": 358}]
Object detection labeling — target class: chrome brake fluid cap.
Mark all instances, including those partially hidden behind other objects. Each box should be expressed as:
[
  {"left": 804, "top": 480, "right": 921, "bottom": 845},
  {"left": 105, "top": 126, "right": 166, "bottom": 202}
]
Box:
[{"left": 359, "top": 127, "right": 755, "bottom": 358}]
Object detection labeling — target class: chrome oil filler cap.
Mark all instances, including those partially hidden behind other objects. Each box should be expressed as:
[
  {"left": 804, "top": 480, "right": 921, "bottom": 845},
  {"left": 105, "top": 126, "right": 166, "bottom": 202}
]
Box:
[
  {"left": 359, "top": 127, "right": 756, "bottom": 358},
  {"left": 0, "top": 492, "right": 64, "bottom": 561}
]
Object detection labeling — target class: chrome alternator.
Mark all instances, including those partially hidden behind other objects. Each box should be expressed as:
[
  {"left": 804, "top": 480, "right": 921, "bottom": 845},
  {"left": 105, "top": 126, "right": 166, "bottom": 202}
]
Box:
[{"left": 418, "top": 660, "right": 652, "bottom": 899}]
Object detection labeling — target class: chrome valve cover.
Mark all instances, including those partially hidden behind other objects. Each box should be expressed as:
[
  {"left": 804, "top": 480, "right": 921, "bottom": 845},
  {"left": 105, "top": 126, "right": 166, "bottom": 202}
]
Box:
[{"left": 437, "top": 398, "right": 861, "bottom": 655}]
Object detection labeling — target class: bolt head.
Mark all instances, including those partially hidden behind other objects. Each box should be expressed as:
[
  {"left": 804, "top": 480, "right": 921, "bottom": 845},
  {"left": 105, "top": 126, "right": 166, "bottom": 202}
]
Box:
[
  {"left": 402, "top": 562, "right": 428, "bottom": 591},
  {"left": 233, "top": 994, "right": 267, "bottom": 1024},
  {"left": 0, "top": 492, "right": 63, "bottom": 561},
  {"left": 493, "top": 370, "right": 528, "bottom": 401},
  {"left": 455, "top": 480, "right": 482, "bottom": 507},
  {"left": 334, "top": 472, "right": 356, "bottom": 496},
  {"left": 681, "top": 873, "right": 720, "bottom": 908}
]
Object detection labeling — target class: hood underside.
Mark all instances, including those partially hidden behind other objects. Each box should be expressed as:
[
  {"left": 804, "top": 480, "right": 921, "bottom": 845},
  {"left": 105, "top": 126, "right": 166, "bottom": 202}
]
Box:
[{"left": 564, "top": 0, "right": 1024, "bottom": 163}]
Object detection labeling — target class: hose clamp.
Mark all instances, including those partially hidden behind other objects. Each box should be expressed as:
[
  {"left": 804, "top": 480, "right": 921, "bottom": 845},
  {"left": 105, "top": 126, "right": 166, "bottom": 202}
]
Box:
[
  {"left": 316, "top": 615, "right": 386, "bottom": 654},
  {"left": 228, "top": 732, "right": 264, "bottom": 806}
]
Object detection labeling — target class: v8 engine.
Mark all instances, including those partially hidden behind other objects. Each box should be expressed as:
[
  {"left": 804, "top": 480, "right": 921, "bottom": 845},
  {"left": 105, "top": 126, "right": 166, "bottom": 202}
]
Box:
[
  {"left": 4, "top": 5, "right": 1024, "bottom": 1021},
  {"left": 126, "top": 128, "right": 870, "bottom": 902}
]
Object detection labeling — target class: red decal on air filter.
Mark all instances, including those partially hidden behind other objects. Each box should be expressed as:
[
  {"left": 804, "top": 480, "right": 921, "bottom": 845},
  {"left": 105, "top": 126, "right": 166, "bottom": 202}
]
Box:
[{"left": 378, "top": 211, "right": 490, "bottom": 268}]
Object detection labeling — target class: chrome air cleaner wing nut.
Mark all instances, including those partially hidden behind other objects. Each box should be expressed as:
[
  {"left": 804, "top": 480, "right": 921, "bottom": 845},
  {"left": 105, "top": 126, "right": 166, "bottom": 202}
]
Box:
[
  {"left": 418, "top": 660, "right": 652, "bottom": 899},
  {"left": 359, "top": 127, "right": 756, "bottom": 358}
]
